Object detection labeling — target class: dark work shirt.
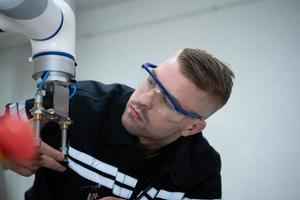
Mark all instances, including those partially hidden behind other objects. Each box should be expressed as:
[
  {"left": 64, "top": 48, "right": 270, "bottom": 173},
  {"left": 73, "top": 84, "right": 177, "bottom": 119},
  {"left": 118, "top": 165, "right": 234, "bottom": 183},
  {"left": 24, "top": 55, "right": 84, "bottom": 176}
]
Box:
[{"left": 5, "top": 80, "right": 222, "bottom": 200}]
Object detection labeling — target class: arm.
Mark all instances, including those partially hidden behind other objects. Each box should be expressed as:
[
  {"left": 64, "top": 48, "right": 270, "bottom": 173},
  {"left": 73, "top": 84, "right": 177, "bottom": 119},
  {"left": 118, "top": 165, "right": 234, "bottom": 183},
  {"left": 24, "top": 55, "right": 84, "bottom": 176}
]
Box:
[{"left": 1, "top": 102, "right": 66, "bottom": 176}]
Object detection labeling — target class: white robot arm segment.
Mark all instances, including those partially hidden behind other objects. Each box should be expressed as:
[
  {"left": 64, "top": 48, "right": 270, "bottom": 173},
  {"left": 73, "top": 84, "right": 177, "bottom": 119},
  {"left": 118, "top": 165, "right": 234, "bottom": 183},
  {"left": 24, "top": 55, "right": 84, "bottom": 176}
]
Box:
[
  {"left": 0, "top": 0, "right": 76, "bottom": 160},
  {"left": 0, "top": 0, "right": 76, "bottom": 82},
  {"left": 0, "top": 0, "right": 62, "bottom": 40}
]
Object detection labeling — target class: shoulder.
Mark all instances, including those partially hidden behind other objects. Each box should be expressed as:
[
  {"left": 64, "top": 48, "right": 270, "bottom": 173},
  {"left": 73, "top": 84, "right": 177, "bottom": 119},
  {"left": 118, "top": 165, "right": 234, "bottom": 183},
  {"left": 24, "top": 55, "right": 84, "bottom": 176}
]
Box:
[
  {"left": 189, "top": 134, "right": 221, "bottom": 170},
  {"left": 169, "top": 133, "right": 221, "bottom": 188},
  {"left": 75, "top": 80, "right": 134, "bottom": 101},
  {"left": 68, "top": 80, "right": 133, "bottom": 117}
]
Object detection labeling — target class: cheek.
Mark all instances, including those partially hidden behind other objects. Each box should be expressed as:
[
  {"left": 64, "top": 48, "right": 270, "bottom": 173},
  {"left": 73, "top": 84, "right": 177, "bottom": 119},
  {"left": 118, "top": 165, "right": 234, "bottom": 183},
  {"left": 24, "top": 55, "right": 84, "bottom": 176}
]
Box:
[{"left": 146, "top": 109, "right": 172, "bottom": 129}]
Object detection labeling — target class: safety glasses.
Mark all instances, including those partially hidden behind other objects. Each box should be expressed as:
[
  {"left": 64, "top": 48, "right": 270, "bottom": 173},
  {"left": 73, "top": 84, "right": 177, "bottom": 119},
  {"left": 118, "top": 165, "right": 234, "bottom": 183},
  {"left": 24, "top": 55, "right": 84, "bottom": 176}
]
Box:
[{"left": 140, "top": 63, "right": 204, "bottom": 121}]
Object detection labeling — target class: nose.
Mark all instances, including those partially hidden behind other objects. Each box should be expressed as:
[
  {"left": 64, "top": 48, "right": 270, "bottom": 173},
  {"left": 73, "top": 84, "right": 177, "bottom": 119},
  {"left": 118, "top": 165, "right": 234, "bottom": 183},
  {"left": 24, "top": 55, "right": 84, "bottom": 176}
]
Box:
[{"left": 137, "top": 90, "right": 156, "bottom": 109}]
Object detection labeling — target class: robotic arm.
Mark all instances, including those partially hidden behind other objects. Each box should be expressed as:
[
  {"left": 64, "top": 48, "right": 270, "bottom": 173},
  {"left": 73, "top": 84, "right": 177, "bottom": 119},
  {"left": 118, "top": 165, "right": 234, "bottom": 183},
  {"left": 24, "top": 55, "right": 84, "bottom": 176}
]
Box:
[{"left": 0, "top": 0, "right": 76, "bottom": 162}]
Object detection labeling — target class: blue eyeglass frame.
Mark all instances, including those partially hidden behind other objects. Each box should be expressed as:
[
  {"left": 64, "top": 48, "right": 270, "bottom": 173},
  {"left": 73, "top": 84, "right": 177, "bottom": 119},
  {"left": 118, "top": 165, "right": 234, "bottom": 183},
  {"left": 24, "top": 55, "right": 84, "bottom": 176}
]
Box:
[{"left": 141, "top": 63, "right": 204, "bottom": 120}]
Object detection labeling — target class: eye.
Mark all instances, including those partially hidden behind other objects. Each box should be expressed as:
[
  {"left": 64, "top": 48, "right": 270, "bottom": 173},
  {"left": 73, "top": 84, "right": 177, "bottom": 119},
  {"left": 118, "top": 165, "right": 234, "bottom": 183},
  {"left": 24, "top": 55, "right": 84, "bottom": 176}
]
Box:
[{"left": 146, "top": 76, "right": 156, "bottom": 88}]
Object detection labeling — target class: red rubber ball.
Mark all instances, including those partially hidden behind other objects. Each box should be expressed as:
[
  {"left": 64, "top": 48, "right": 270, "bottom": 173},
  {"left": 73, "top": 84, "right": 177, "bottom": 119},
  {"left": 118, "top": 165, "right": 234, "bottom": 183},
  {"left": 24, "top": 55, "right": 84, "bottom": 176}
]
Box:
[{"left": 0, "top": 114, "right": 37, "bottom": 162}]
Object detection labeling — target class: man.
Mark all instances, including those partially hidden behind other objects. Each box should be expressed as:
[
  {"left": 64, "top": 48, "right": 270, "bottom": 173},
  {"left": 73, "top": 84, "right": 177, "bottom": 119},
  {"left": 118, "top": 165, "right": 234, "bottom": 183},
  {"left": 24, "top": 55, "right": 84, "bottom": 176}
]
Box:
[{"left": 3, "top": 48, "right": 234, "bottom": 199}]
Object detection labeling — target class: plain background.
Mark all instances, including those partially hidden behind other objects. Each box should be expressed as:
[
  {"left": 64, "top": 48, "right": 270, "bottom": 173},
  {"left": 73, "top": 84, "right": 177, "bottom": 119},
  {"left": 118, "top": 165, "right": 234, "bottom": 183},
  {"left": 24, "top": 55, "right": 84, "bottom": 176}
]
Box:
[{"left": 0, "top": 0, "right": 300, "bottom": 199}]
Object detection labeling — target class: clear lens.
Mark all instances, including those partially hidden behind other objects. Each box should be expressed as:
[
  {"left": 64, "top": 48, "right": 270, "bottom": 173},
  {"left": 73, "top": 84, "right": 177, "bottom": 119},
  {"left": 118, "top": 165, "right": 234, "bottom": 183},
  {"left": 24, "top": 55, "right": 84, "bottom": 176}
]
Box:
[
  {"left": 138, "top": 70, "right": 186, "bottom": 122},
  {"left": 152, "top": 91, "right": 185, "bottom": 122}
]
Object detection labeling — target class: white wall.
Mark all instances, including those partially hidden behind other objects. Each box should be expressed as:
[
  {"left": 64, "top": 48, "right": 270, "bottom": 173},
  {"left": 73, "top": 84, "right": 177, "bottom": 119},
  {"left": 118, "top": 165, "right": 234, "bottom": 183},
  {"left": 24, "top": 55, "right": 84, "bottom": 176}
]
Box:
[{"left": 1, "top": 0, "right": 299, "bottom": 199}]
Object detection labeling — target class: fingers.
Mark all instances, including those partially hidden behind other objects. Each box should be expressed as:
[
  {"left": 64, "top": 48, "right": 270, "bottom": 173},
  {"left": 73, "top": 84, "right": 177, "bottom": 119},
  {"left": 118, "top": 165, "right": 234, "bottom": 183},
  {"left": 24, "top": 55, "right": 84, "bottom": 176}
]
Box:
[
  {"left": 40, "top": 141, "right": 65, "bottom": 161},
  {"left": 39, "top": 141, "right": 66, "bottom": 172},
  {"left": 5, "top": 136, "right": 67, "bottom": 175},
  {"left": 40, "top": 154, "right": 66, "bottom": 172}
]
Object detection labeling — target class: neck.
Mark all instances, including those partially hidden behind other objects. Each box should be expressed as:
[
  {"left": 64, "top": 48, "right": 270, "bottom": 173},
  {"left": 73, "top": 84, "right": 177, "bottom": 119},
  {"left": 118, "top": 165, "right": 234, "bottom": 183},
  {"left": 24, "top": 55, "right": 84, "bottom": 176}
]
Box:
[
  {"left": 139, "top": 138, "right": 161, "bottom": 150},
  {"left": 137, "top": 130, "right": 183, "bottom": 157},
  {"left": 138, "top": 137, "right": 164, "bottom": 158}
]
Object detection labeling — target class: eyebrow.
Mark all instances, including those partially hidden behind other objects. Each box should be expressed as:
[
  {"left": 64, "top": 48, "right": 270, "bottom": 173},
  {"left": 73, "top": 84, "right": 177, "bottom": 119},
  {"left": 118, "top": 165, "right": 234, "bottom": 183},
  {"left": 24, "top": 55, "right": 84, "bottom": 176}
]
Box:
[{"left": 151, "top": 69, "right": 183, "bottom": 106}]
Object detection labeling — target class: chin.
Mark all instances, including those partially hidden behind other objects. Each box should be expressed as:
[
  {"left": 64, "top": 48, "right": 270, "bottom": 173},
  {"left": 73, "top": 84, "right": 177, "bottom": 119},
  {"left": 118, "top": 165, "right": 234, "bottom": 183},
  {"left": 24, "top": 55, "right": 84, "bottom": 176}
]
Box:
[{"left": 121, "top": 111, "right": 142, "bottom": 137}]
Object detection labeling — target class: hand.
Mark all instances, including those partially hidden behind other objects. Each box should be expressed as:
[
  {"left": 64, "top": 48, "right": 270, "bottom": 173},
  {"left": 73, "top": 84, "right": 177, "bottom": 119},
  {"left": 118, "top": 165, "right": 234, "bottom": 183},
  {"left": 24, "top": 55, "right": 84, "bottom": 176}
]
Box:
[
  {"left": 39, "top": 141, "right": 66, "bottom": 172},
  {"left": 4, "top": 141, "right": 66, "bottom": 176}
]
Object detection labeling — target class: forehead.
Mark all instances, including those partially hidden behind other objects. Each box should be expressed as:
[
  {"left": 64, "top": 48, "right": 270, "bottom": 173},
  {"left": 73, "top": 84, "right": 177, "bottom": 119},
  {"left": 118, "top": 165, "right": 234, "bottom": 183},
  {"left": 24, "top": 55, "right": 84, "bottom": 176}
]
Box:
[{"left": 154, "top": 57, "right": 207, "bottom": 110}]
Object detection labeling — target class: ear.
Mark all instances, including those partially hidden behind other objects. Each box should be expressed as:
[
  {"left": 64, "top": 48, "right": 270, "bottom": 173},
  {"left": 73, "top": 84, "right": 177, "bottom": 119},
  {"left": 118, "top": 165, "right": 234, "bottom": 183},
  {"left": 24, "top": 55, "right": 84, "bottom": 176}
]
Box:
[{"left": 181, "top": 120, "right": 206, "bottom": 137}]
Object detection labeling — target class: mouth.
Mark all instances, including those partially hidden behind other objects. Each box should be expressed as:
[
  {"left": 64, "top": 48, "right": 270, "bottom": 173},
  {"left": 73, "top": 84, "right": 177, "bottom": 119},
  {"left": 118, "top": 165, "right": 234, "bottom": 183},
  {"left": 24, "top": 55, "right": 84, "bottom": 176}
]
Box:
[{"left": 129, "top": 105, "right": 143, "bottom": 122}]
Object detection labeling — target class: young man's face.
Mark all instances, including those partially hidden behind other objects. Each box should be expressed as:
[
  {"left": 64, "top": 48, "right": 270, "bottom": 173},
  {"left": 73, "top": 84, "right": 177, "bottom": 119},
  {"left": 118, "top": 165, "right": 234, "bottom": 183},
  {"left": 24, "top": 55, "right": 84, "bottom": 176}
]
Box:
[{"left": 121, "top": 55, "right": 209, "bottom": 148}]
